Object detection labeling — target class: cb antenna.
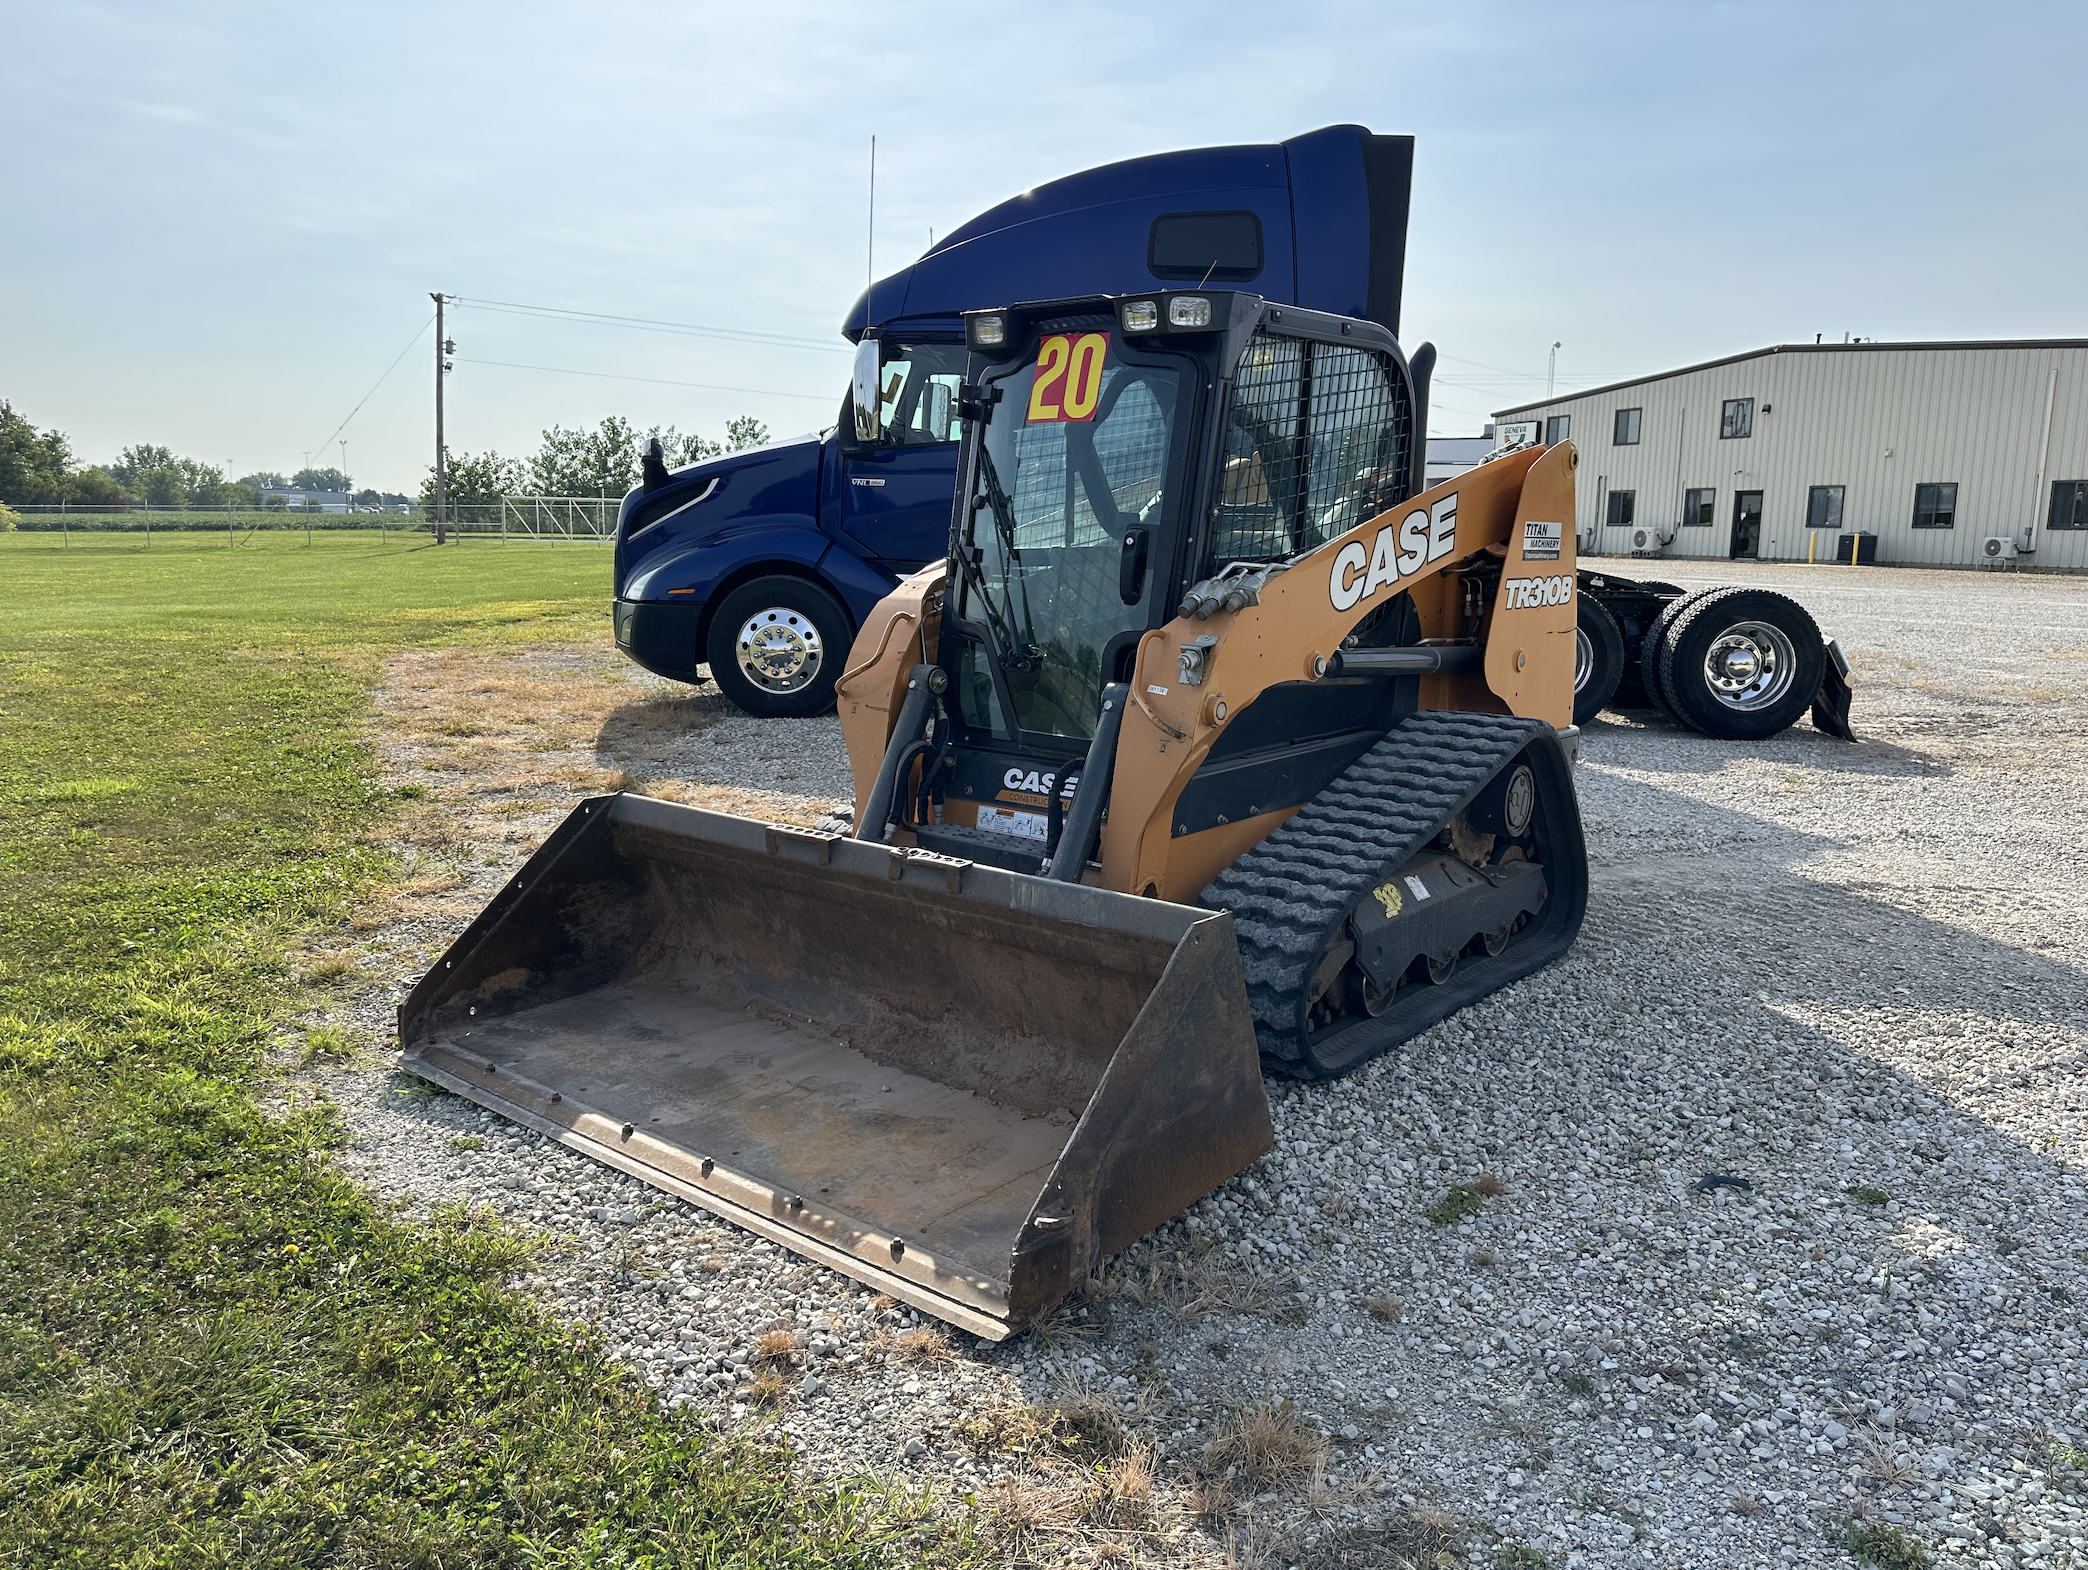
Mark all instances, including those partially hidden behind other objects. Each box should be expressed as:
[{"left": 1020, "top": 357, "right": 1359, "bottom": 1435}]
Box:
[{"left": 866, "top": 134, "right": 876, "bottom": 294}]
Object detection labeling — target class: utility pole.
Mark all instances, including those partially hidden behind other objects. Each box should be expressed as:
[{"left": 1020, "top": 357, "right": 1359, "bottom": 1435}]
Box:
[
  {"left": 431, "top": 291, "right": 451, "bottom": 545},
  {"left": 1548, "top": 341, "right": 1562, "bottom": 399}
]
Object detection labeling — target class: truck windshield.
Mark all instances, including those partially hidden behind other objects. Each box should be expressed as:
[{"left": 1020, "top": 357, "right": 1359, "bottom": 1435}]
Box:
[{"left": 961, "top": 333, "right": 1183, "bottom": 739}]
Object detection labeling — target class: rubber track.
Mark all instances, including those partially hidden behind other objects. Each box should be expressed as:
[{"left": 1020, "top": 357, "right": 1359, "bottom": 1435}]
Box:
[{"left": 1205, "top": 710, "right": 1551, "bottom": 1065}]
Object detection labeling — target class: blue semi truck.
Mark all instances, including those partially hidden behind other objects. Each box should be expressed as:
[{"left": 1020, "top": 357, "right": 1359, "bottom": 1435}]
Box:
[
  {"left": 611, "top": 124, "right": 1429, "bottom": 716},
  {"left": 609, "top": 125, "right": 1852, "bottom": 740}
]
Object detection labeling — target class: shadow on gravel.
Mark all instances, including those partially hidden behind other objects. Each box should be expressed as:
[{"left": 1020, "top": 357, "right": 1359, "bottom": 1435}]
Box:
[
  {"left": 1581, "top": 709, "right": 1947, "bottom": 778},
  {"left": 593, "top": 689, "right": 727, "bottom": 763}
]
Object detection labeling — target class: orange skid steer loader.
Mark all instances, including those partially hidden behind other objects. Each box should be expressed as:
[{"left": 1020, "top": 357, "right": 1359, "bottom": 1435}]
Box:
[{"left": 400, "top": 290, "right": 1590, "bottom": 1338}]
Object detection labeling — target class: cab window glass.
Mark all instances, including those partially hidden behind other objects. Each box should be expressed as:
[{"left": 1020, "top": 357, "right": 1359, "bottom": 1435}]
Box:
[{"left": 877, "top": 342, "right": 967, "bottom": 446}]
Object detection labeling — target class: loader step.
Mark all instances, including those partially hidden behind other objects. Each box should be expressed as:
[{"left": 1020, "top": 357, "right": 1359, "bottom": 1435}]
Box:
[{"left": 1206, "top": 710, "right": 1588, "bottom": 1080}]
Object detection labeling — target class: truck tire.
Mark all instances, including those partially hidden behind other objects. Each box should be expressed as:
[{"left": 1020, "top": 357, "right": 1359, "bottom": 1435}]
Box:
[
  {"left": 1573, "top": 595, "right": 1625, "bottom": 726},
  {"left": 704, "top": 576, "right": 853, "bottom": 718},
  {"left": 1656, "top": 587, "right": 1826, "bottom": 740},
  {"left": 1637, "top": 587, "right": 1715, "bottom": 726}
]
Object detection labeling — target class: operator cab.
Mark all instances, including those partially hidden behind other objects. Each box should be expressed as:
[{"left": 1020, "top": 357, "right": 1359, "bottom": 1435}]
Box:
[{"left": 902, "top": 291, "right": 1425, "bottom": 872}]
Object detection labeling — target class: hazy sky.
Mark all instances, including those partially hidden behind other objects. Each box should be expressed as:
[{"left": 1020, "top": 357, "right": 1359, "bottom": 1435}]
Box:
[{"left": 4, "top": 1, "right": 2082, "bottom": 491}]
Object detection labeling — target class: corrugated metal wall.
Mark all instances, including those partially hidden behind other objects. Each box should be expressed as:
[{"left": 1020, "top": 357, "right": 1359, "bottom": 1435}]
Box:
[{"left": 1498, "top": 344, "right": 2088, "bottom": 571}]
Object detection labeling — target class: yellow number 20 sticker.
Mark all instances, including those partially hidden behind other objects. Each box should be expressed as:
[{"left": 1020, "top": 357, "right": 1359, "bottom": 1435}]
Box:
[{"left": 1026, "top": 332, "right": 1109, "bottom": 423}]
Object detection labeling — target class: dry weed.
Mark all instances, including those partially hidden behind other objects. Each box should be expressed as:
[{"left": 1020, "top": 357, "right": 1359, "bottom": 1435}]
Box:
[
  {"left": 1319, "top": 1188, "right": 1358, "bottom": 1221},
  {"left": 1132, "top": 1254, "right": 1293, "bottom": 1323},
  {"left": 1029, "top": 1299, "right": 1108, "bottom": 1351},
  {"left": 1044, "top": 1378, "right": 1131, "bottom": 1462},
  {"left": 754, "top": 1329, "right": 798, "bottom": 1366},
  {"left": 1186, "top": 1467, "right": 1235, "bottom": 1522},
  {"left": 304, "top": 952, "right": 364, "bottom": 984},
  {"left": 1474, "top": 1170, "right": 1508, "bottom": 1198},
  {"left": 1202, "top": 1399, "right": 1327, "bottom": 1491},
  {"left": 1730, "top": 1490, "right": 1760, "bottom": 1517},
  {"left": 1296, "top": 1506, "right": 1474, "bottom": 1568},
  {"left": 975, "top": 1444, "right": 1166, "bottom": 1558},
  {"left": 1860, "top": 1438, "right": 1916, "bottom": 1484},
  {"left": 1466, "top": 1246, "right": 1499, "bottom": 1268},
  {"left": 893, "top": 1326, "right": 957, "bottom": 1363},
  {"left": 1363, "top": 1294, "right": 1404, "bottom": 1321},
  {"left": 747, "top": 1367, "right": 789, "bottom": 1407},
  {"left": 1073, "top": 1443, "right": 1156, "bottom": 1531}
]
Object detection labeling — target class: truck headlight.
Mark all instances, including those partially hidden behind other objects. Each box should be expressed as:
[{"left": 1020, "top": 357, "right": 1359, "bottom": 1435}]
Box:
[
  {"left": 1121, "top": 299, "right": 1159, "bottom": 332},
  {"left": 969, "top": 313, "right": 1006, "bottom": 350},
  {"left": 1168, "top": 295, "right": 1212, "bottom": 328}
]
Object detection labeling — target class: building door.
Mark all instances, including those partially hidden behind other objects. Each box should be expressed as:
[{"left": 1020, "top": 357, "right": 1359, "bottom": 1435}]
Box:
[{"left": 1731, "top": 491, "right": 1763, "bottom": 559}]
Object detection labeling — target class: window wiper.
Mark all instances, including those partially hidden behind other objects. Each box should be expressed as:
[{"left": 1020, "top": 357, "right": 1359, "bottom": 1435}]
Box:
[{"left": 959, "top": 448, "right": 1042, "bottom": 673}]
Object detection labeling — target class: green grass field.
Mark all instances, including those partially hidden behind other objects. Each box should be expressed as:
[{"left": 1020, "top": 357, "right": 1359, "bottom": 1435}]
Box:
[{"left": 0, "top": 533, "right": 954, "bottom": 1567}]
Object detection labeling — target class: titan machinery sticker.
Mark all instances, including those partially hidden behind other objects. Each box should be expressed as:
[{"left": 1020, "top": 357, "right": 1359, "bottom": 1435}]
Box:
[
  {"left": 1026, "top": 333, "right": 1110, "bottom": 423},
  {"left": 1502, "top": 574, "right": 1574, "bottom": 609},
  {"left": 1328, "top": 494, "right": 1459, "bottom": 612},
  {"left": 1521, "top": 519, "right": 1563, "bottom": 561}
]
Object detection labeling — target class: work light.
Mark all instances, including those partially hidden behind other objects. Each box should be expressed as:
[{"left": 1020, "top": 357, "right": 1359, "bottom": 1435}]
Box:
[
  {"left": 1169, "top": 296, "right": 1212, "bottom": 328},
  {"left": 1121, "top": 299, "right": 1160, "bottom": 332}
]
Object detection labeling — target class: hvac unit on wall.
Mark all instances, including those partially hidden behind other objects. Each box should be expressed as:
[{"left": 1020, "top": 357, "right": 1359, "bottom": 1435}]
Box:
[{"left": 1982, "top": 535, "right": 2019, "bottom": 565}]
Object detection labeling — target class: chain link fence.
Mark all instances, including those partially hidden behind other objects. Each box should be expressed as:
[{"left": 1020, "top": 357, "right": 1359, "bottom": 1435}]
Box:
[{"left": 7, "top": 499, "right": 618, "bottom": 542}]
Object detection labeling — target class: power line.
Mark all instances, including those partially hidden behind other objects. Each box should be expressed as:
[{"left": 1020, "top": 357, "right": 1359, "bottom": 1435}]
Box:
[
  {"left": 301, "top": 314, "right": 434, "bottom": 472},
  {"left": 1437, "top": 351, "right": 1544, "bottom": 379},
  {"left": 455, "top": 356, "right": 838, "bottom": 402},
  {"left": 454, "top": 296, "right": 847, "bottom": 354}
]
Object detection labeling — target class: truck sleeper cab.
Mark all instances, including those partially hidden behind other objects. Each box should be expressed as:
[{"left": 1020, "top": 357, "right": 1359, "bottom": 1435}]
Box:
[{"left": 610, "top": 125, "right": 1422, "bottom": 715}]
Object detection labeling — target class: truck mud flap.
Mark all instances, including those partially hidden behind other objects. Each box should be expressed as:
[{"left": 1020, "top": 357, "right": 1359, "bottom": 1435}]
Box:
[{"left": 398, "top": 795, "right": 1273, "bottom": 1340}]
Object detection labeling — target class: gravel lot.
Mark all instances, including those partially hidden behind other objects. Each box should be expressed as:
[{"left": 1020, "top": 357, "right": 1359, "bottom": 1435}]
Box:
[{"left": 310, "top": 561, "right": 2088, "bottom": 1567}]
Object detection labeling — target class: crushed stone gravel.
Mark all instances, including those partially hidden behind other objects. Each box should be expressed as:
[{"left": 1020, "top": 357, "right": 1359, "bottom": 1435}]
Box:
[{"left": 304, "top": 562, "right": 2088, "bottom": 1567}]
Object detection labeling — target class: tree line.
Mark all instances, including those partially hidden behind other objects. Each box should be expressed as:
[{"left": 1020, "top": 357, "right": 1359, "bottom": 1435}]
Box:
[
  {"left": 0, "top": 401, "right": 387, "bottom": 510},
  {"left": 0, "top": 398, "right": 773, "bottom": 514},
  {"left": 421, "top": 414, "right": 770, "bottom": 509}
]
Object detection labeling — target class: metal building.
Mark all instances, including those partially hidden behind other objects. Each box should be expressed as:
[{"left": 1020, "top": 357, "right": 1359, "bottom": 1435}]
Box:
[{"left": 1492, "top": 340, "right": 2088, "bottom": 570}]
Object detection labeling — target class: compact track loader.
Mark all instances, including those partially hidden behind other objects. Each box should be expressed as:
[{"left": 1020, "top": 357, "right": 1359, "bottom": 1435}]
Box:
[{"left": 401, "top": 290, "right": 1590, "bottom": 1337}]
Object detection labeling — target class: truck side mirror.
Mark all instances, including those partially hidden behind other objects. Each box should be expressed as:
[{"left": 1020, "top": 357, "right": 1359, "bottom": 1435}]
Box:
[
  {"left": 851, "top": 339, "right": 882, "bottom": 445},
  {"left": 925, "top": 382, "right": 954, "bottom": 442}
]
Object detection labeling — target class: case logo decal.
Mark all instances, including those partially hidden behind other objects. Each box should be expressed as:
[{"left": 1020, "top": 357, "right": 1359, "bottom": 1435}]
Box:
[{"left": 1329, "top": 494, "right": 1459, "bottom": 612}]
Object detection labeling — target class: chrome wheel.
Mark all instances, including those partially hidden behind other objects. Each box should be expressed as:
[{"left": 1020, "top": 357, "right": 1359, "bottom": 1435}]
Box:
[
  {"left": 1701, "top": 619, "right": 1799, "bottom": 713},
  {"left": 1574, "top": 625, "right": 1593, "bottom": 693},
  {"left": 735, "top": 607, "right": 825, "bottom": 694}
]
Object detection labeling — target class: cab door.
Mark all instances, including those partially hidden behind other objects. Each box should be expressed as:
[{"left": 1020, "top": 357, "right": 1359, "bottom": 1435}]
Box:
[{"left": 838, "top": 340, "right": 968, "bottom": 573}]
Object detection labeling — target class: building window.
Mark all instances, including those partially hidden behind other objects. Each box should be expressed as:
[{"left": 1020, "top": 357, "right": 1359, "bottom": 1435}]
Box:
[
  {"left": 1683, "top": 487, "right": 1716, "bottom": 526},
  {"left": 1613, "top": 407, "right": 1641, "bottom": 445},
  {"left": 2050, "top": 481, "right": 2088, "bottom": 530},
  {"left": 1545, "top": 415, "right": 1570, "bottom": 446},
  {"left": 1605, "top": 490, "right": 1636, "bottom": 529},
  {"left": 1806, "top": 485, "right": 1845, "bottom": 531},
  {"left": 1911, "top": 482, "right": 1957, "bottom": 530},
  {"left": 1720, "top": 398, "right": 1754, "bottom": 439}
]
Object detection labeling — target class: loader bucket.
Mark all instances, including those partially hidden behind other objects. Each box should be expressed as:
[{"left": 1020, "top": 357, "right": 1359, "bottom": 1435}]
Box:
[{"left": 398, "top": 794, "right": 1274, "bottom": 1339}]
